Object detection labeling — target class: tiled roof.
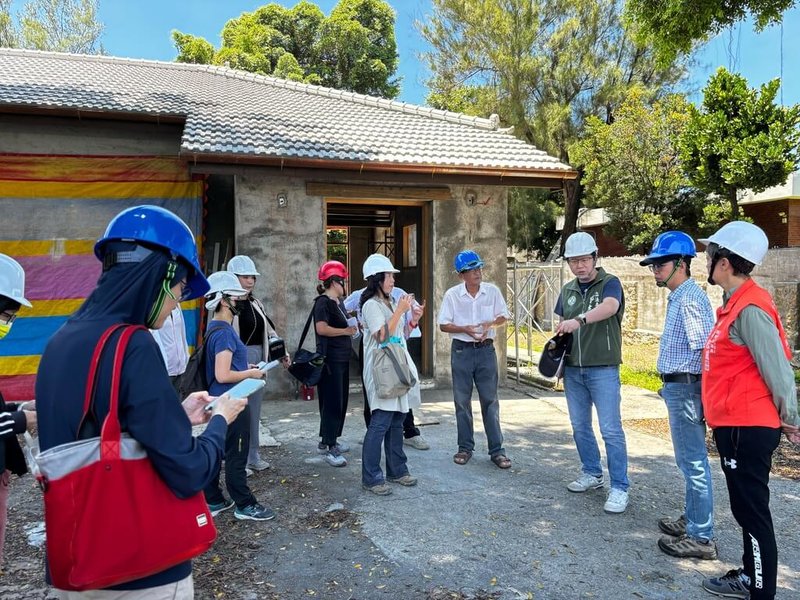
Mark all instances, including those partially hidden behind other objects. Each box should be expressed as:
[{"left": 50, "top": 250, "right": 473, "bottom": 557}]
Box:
[{"left": 0, "top": 48, "right": 574, "bottom": 177}]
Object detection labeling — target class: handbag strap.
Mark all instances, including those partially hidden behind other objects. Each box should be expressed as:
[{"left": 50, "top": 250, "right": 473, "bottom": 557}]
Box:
[
  {"left": 294, "top": 296, "right": 323, "bottom": 352},
  {"left": 77, "top": 323, "right": 128, "bottom": 435}
]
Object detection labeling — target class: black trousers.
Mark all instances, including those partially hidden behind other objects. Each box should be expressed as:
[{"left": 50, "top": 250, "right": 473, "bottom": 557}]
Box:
[
  {"left": 204, "top": 405, "right": 256, "bottom": 509},
  {"left": 318, "top": 360, "right": 350, "bottom": 446},
  {"left": 358, "top": 337, "right": 420, "bottom": 437},
  {"left": 714, "top": 426, "right": 781, "bottom": 600}
]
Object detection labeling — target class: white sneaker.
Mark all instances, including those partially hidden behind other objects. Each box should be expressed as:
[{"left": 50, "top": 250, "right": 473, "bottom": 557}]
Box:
[
  {"left": 604, "top": 488, "right": 629, "bottom": 514},
  {"left": 324, "top": 448, "right": 347, "bottom": 467},
  {"left": 335, "top": 439, "right": 351, "bottom": 453},
  {"left": 403, "top": 435, "right": 430, "bottom": 450},
  {"left": 567, "top": 473, "right": 604, "bottom": 493},
  {"left": 247, "top": 458, "right": 271, "bottom": 471},
  {"left": 245, "top": 467, "right": 254, "bottom": 478}
]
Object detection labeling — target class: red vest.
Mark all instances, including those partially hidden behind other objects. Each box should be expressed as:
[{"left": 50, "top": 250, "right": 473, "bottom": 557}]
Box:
[{"left": 701, "top": 278, "right": 791, "bottom": 428}]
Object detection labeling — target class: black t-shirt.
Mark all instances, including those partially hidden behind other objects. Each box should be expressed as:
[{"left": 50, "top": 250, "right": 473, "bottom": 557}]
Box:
[
  {"left": 313, "top": 296, "right": 352, "bottom": 363},
  {"left": 238, "top": 297, "right": 265, "bottom": 346}
]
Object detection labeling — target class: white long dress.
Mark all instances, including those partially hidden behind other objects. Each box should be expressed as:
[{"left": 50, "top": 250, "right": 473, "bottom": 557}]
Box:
[{"left": 362, "top": 297, "right": 421, "bottom": 413}]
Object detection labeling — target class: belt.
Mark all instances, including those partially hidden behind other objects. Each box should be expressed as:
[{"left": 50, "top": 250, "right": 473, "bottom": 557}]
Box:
[
  {"left": 453, "top": 338, "right": 494, "bottom": 349},
  {"left": 660, "top": 372, "right": 701, "bottom": 383}
]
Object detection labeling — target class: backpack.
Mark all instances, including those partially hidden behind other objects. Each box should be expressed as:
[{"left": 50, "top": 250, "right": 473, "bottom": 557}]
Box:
[{"left": 174, "top": 325, "right": 226, "bottom": 399}]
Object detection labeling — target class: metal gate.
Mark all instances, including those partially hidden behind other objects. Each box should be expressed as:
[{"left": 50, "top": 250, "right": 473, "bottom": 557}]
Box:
[{"left": 506, "top": 260, "right": 563, "bottom": 382}]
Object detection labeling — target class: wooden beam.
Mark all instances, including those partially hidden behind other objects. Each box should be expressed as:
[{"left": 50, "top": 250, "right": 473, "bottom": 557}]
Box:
[{"left": 307, "top": 183, "right": 452, "bottom": 201}]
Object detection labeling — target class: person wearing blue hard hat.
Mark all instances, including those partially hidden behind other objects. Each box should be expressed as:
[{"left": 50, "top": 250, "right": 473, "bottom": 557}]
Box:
[
  {"left": 555, "top": 231, "right": 629, "bottom": 514},
  {"left": 640, "top": 231, "right": 718, "bottom": 561},
  {"left": 438, "top": 250, "right": 511, "bottom": 469},
  {"left": 36, "top": 205, "right": 246, "bottom": 595}
]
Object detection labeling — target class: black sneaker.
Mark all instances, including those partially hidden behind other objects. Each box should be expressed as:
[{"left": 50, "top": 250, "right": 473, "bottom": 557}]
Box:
[
  {"left": 234, "top": 503, "right": 276, "bottom": 521},
  {"left": 701, "top": 568, "right": 750, "bottom": 598}
]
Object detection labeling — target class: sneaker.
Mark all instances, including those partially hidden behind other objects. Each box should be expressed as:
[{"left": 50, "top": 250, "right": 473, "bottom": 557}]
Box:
[
  {"left": 247, "top": 458, "right": 271, "bottom": 471},
  {"left": 324, "top": 447, "right": 347, "bottom": 467},
  {"left": 234, "top": 503, "right": 276, "bottom": 521},
  {"left": 658, "top": 514, "right": 687, "bottom": 537},
  {"left": 604, "top": 488, "right": 629, "bottom": 514},
  {"left": 403, "top": 435, "right": 430, "bottom": 450},
  {"left": 317, "top": 441, "right": 350, "bottom": 454},
  {"left": 701, "top": 568, "right": 750, "bottom": 598},
  {"left": 245, "top": 467, "right": 254, "bottom": 477},
  {"left": 387, "top": 474, "right": 418, "bottom": 486},
  {"left": 207, "top": 498, "right": 234, "bottom": 517},
  {"left": 567, "top": 473, "right": 604, "bottom": 493},
  {"left": 658, "top": 534, "right": 718, "bottom": 560},
  {"left": 362, "top": 482, "right": 393, "bottom": 496}
]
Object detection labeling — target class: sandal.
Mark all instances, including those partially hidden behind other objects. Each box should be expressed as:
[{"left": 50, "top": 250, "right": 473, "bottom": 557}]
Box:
[
  {"left": 453, "top": 450, "right": 472, "bottom": 465},
  {"left": 491, "top": 454, "right": 512, "bottom": 469}
]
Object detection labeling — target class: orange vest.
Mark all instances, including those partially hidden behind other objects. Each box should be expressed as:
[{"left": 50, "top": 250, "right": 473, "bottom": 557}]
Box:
[{"left": 701, "top": 278, "right": 791, "bottom": 428}]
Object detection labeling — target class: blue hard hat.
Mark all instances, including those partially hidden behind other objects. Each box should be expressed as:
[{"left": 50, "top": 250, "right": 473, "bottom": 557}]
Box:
[
  {"left": 454, "top": 250, "right": 484, "bottom": 273},
  {"left": 94, "top": 205, "right": 209, "bottom": 299},
  {"left": 639, "top": 231, "right": 696, "bottom": 266}
]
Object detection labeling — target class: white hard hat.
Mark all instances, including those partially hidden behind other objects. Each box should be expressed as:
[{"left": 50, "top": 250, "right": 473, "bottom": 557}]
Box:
[
  {"left": 698, "top": 221, "right": 768, "bottom": 265},
  {"left": 563, "top": 232, "right": 598, "bottom": 259},
  {"left": 362, "top": 253, "right": 399, "bottom": 279},
  {"left": 0, "top": 254, "right": 31, "bottom": 307},
  {"left": 204, "top": 271, "right": 248, "bottom": 310},
  {"left": 227, "top": 255, "right": 260, "bottom": 276}
]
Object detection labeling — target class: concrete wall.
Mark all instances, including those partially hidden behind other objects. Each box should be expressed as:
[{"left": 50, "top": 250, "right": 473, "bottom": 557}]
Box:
[{"left": 433, "top": 185, "right": 509, "bottom": 386}]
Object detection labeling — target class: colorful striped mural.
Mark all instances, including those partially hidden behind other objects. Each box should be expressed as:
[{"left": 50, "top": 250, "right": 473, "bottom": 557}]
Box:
[{"left": 0, "top": 156, "right": 203, "bottom": 401}]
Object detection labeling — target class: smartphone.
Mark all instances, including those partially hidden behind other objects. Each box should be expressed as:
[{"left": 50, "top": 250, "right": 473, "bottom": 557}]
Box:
[{"left": 205, "top": 378, "right": 266, "bottom": 412}]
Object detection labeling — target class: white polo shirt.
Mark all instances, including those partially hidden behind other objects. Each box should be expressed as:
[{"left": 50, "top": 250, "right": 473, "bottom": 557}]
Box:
[
  {"left": 438, "top": 282, "right": 510, "bottom": 343},
  {"left": 151, "top": 305, "right": 189, "bottom": 376}
]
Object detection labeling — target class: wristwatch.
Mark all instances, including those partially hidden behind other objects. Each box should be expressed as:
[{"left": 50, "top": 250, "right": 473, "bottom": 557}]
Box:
[{"left": 576, "top": 313, "right": 587, "bottom": 326}]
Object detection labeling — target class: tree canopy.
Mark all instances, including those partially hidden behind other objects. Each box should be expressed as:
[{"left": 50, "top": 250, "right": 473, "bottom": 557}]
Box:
[
  {"left": 0, "top": 0, "right": 104, "bottom": 53},
  {"left": 625, "top": 0, "right": 796, "bottom": 63},
  {"left": 679, "top": 67, "right": 800, "bottom": 219},
  {"left": 173, "top": 0, "right": 400, "bottom": 98},
  {"left": 419, "top": 0, "right": 686, "bottom": 255}
]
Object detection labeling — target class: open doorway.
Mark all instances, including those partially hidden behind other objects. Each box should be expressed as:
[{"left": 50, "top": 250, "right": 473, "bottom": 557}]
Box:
[{"left": 326, "top": 200, "right": 431, "bottom": 377}]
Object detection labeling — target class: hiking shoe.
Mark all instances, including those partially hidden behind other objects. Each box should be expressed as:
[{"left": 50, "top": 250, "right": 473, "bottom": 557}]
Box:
[
  {"left": 403, "top": 435, "right": 430, "bottom": 450},
  {"left": 658, "top": 534, "right": 718, "bottom": 560},
  {"left": 387, "top": 474, "right": 418, "bottom": 486},
  {"left": 324, "top": 447, "right": 347, "bottom": 467},
  {"left": 604, "top": 488, "right": 629, "bottom": 514},
  {"left": 658, "top": 514, "right": 687, "bottom": 537},
  {"left": 247, "top": 458, "right": 271, "bottom": 471},
  {"left": 567, "top": 473, "right": 604, "bottom": 493},
  {"left": 362, "top": 483, "right": 393, "bottom": 496},
  {"left": 234, "top": 503, "right": 276, "bottom": 521},
  {"left": 701, "top": 568, "right": 750, "bottom": 598},
  {"left": 208, "top": 498, "right": 234, "bottom": 517}
]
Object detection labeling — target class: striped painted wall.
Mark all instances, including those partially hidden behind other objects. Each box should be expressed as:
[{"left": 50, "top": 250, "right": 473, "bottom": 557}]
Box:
[{"left": 0, "top": 156, "right": 204, "bottom": 401}]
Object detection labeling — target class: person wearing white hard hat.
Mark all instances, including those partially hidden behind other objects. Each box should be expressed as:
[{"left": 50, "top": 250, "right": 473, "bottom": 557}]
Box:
[
  {"left": 202, "top": 271, "right": 275, "bottom": 522},
  {"left": 554, "top": 232, "right": 630, "bottom": 514},
  {"left": 343, "top": 254, "right": 429, "bottom": 451},
  {"left": 227, "top": 255, "right": 289, "bottom": 472},
  {"left": 697, "top": 221, "right": 799, "bottom": 600},
  {"left": 0, "top": 254, "right": 36, "bottom": 567}
]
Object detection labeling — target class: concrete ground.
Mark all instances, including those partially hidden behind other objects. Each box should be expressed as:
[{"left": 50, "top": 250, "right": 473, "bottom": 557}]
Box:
[{"left": 263, "top": 382, "right": 800, "bottom": 599}]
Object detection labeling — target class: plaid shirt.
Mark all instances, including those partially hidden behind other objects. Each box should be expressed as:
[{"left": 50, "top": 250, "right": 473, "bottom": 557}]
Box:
[{"left": 657, "top": 278, "right": 714, "bottom": 375}]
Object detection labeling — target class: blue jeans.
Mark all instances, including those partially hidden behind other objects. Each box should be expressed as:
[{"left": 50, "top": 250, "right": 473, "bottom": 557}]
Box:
[
  {"left": 660, "top": 381, "right": 714, "bottom": 540},
  {"left": 451, "top": 341, "right": 504, "bottom": 456},
  {"left": 563, "top": 366, "right": 629, "bottom": 491},
  {"left": 362, "top": 409, "right": 409, "bottom": 487}
]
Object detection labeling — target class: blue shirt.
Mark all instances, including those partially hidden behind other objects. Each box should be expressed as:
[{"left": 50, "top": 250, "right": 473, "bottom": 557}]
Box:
[
  {"left": 657, "top": 278, "right": 714, "bottom": 375},
  {"left": 205, "top": 321, "right": 249, "bottom": 396}
]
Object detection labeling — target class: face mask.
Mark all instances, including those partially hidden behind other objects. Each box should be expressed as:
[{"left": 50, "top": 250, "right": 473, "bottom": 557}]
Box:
[
  {"left": 226, "top": 298, "right": 241, "bottom": 317},
  {"left": 0, "top": 322, "right": 12, "bottom": 340}
]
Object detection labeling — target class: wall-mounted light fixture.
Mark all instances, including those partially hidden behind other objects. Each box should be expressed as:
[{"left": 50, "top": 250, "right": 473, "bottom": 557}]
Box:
[
  {"left": 778, "top": 211, "right": 787, "bottom": 224},
  {"left": 464, "top": 189, "right": 477, "bottom": 206},
  {"left": 277, "top": 192, "right": 288, "bottom": 208}
]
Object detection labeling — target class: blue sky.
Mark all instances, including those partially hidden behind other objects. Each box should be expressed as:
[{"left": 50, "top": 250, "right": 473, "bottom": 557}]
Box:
[{"left": 10, "top": 0, "right": 800, "bottom": 107}]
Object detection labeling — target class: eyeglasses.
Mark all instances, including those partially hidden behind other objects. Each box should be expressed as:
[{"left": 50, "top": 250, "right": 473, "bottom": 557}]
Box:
[
  {"left": 332, "top": 277, "right": 346, "bottom": 288},
  {"left": 567, "top": 256, "right": 593, "bottom": 266},
  {"left": 0, "top": 311, "right": 17, "bottom": 325},
  {"left": 165, "top": 280, "right": 192, "bottom": 302},
  {"left": 647, "top": 262, "right": 671, "bottom": 273}
]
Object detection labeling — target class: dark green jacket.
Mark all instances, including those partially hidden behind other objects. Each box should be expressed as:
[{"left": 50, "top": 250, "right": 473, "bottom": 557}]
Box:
[{"left": 559, "top": 267, "right": 624, "bottom": 367}]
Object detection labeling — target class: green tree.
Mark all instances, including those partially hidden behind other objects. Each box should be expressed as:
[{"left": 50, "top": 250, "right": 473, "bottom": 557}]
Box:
[
  {"left": 625, "top": 0, "right": 796, "bottom": 64},
  {"left": 172, "top": 0, "right": 399, "bottom": 98},
  {"left": 507, "top": 189, "right": 562, "bottom": 260},
  {"left": 571, "top": 88, "right": 717, "bottom": 252},
  {"left": 679, "top": 67, "right": 800, "bottom": 219},
  {"left": 0, "top": 0, "right": 103, "bottom": 52},
  {"left": 419, "top": 0, "right": 686, "bottom": 254}
]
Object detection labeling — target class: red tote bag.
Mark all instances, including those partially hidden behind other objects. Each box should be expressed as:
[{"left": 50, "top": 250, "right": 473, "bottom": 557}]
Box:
[{"left": 36, "top": 324, "right": 217, "bottom": 591}]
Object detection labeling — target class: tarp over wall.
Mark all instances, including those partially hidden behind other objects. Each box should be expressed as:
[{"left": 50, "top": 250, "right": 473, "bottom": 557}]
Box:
[{"left": 0, "top": 155, "right": 203, "bottom": 401}]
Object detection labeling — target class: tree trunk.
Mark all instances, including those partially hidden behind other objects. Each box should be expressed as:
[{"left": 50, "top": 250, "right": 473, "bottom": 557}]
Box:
[
  {"left": 728, "top": 188, "right": 740, "bottom": 220},
  {"left": 560, "top": 169, "right": 584, "bottom": 256}
]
